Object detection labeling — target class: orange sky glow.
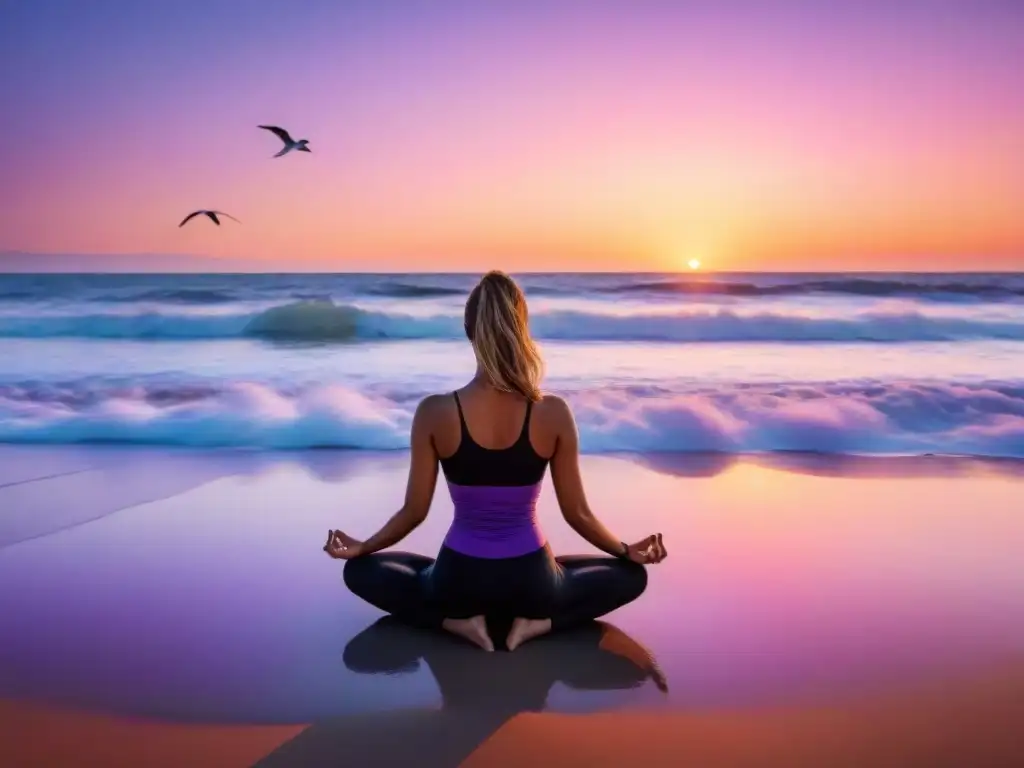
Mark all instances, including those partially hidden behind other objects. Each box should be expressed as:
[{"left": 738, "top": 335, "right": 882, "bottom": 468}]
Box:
[{"left": 2, "top": 3, "right": 1022, "bottom": 272}]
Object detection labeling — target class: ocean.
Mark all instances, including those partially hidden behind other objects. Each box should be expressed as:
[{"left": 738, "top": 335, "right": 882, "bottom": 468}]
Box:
[{"left": 0, "top": 271, "right": 1022, "bottom": 457}]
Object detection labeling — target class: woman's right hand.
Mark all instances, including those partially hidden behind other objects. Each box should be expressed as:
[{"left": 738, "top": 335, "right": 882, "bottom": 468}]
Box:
[
  {"left": 626, "top": 533, "right": 667, "bottom": 565},
  {"left": 323, "top": 529, "right": 366, "bottom": 559}
]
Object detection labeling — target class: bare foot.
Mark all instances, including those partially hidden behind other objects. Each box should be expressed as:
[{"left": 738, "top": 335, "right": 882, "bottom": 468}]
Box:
[
  {"left": 442, "top": 616, "right": 494, "bottom": 652},
  {"left": 506, "top": 617, "right": 552, "bottom": 651}
]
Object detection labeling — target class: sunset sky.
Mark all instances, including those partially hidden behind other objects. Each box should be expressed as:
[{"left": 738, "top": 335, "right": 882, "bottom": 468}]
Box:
[{"left": 2, "top": 0, "right": 1022, "bottom": 272}]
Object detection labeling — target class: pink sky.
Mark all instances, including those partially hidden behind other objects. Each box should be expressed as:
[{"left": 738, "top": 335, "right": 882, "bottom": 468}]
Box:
[{"left": 2, "top": 2, "right": 1022, "bottom": 272}]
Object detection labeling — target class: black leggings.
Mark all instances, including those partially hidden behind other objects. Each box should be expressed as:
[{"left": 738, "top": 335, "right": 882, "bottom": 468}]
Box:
[{"left": 344, "top": 545, "right": 647, "bottom": 633}]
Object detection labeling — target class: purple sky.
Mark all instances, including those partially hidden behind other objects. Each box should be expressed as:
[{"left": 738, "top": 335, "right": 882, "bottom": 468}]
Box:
[{"left": 2, "top": 0, "right": 1023, "bottom": 271}]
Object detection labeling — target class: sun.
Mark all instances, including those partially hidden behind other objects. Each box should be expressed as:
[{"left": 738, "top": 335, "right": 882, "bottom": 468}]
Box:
[{"left": 687, "top": 258, "right": 701, "bottom": 271}]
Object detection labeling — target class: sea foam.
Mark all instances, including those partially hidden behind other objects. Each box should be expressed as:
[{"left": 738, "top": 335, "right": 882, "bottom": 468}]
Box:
[{"left": 2, "top": 380, "right": 1022, "bottom": 457}]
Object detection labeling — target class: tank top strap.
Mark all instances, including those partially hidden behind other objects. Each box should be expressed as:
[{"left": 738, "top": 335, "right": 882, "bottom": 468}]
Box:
[
  {"left": 518, "top": 399, "right": 534, "bottom": 443},
  {"left": 452, "top": 391, "right": 470, "bottom": 438}
]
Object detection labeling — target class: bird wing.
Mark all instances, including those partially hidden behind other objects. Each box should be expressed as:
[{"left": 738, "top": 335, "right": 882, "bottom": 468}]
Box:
[
  {"left": 258, "top": 125, "right": 294, "bottom": 144},
  {"left": 205, "top": 212, "right": 221, "bottom": 225},
  {"left": 211, "top": 211, "right": 241, "bottom": 223},
  {"left": 179, "top": 211, "right": 204, "bottom": 227}
]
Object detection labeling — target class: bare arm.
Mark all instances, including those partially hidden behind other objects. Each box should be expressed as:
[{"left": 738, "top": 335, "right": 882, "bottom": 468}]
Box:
[
  {"left": 548, "top": 397, "right": 632, "bottom": 558},
  {"left": 327, "top": 397, "right": 440, "bottom": 558}
]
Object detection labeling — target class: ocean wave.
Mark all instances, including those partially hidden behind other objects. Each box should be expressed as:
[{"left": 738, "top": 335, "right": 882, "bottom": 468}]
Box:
[
  {"left": 1, "top": 299, "right": 1024, "bottom": 343},
  {"left": 600, "top": 277, "right": 1024, "bottom": 300},
  {"left": 95, "top": 288, "right": 241, "bottom": 304},
  {"left": 5, "top": 274, "right": 1022, "bottom": 306},
  {"left": 0, "top": 290, "right": 39, "bottom": 301},
  {"left": 365, "top": 282, "right": 466, "bottom": 298},
  {"left": 1, "top": 380, "right": 1023, "bottom": 457},
  {"left": 0, "top": 285, "right": 244, "bottom": 304}
]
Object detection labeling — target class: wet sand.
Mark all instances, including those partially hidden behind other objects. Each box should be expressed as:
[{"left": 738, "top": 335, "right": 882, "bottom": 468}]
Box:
[
  {"left": 1, "top": 448, "right": 1022, "bottom": 766},
  {"left": 465, "top": 666, "right": 1024, "bottom": 767},
  {"left": 0, "top": 699, "right": 304, "bottom": 768}
]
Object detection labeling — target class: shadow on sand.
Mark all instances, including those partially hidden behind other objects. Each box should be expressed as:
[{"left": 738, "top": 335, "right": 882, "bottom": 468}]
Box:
[
  {"left": 628, "top": 451, "right": 740, "bottom": 478},
  {"left": 752, "top": 452, "right": 1024, "bottom": 480},
  {"left": 628, "top": 450, "right": 1024, "bottom": 481},
  {"left": 255, "top": 617, "right": 666, "bottom": 768}
]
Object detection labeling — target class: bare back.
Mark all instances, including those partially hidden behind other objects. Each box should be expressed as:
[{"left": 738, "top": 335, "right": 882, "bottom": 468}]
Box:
[{"left": 431, "top": 385, "right": 560, "bottom": 461}]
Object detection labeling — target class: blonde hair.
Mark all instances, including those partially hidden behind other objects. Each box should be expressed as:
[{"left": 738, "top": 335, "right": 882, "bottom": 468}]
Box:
[{"left": 464, "top": 271, "right": 544, "bottom": 401}]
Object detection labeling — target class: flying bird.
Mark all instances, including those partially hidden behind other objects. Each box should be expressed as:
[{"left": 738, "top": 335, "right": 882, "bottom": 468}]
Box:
[
  {"left": 178, "top": 210, "right": 241, "bottom": 227},
  {"left": 258, "top": 125, "right": 311, "bottom": 157}
]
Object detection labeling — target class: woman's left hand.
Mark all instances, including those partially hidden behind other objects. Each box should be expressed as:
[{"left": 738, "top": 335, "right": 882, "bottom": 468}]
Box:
[
  {"left": 627, "top": 533, "right": 667, "bottom": 564},
  {"left": 323, "top": 529, "right": 366, "bottom": 559}
]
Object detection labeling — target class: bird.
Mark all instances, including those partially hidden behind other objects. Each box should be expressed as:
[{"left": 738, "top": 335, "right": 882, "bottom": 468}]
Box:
[
  {"left": 178, "top": 210, "right": 241, "bottom": 227},
  {"left": 258, "top": 125, "right": 311, "bottom": 157}
]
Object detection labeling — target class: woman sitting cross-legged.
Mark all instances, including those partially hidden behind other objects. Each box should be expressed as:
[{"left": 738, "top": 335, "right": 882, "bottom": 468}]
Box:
[{"left": 324, "top": 270, "right": 667, "bottom": 652}]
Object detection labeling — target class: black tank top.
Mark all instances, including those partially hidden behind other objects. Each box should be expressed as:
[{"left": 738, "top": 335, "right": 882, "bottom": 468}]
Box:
[{"left": 440, "top": 391, "right": 548, "bottom": 487}]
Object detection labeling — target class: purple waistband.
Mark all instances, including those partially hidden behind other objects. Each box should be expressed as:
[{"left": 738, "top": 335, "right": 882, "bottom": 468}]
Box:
[{"left": 443, "top": 481, "right": 545, "bottom": 559}]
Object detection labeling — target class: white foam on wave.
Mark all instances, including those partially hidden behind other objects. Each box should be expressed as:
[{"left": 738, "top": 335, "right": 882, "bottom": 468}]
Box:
[
  {"left": 2, "top": 299, "right": 1024, "bottom": 343},
  {"left": 569, "top": 385, "right": 1024, "bottom": 457},
  {"left": 0, "top": 383, "right": 411, "bottom": 449},
  {"left": 2, "top": 380, "right": 1022, "bottom": 457}
]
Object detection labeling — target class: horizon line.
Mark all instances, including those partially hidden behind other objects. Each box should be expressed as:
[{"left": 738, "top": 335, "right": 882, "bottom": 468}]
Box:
[
  {"left": 3, "top": 268, "right": 1023, "bottom": 276},
  {"left": 3, "top": 251, "right": 1021, "bottom": 276}
]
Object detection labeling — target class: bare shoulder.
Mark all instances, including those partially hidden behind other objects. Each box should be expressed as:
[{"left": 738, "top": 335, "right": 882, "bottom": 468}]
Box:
[
  {"left": 415, "top": 393, "right": 460, "bottom": 455},
  {"left": 414, "top": 393, "right": 456, "bottom": 424},
  {"left": 534, "top": 394, "right": 575, "bottom": 429}
]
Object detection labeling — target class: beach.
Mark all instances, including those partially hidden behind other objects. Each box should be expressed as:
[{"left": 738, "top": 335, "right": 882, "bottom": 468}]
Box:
[{"left": 2, "top": 447, "right": 1022, "bottom": 766}]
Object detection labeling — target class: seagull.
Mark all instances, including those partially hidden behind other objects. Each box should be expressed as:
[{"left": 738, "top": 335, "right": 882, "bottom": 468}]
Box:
[
  {"left": 258, "top": 125, "right": 311, "bottom": 157},
  {"left": 178, "top": 210, "right": 241, "bottom": 227}
]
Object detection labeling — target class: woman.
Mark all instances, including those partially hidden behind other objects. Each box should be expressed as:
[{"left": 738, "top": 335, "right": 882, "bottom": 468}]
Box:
[{"left": 325, "top": 271, "right": 667, "bottom": 652}]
